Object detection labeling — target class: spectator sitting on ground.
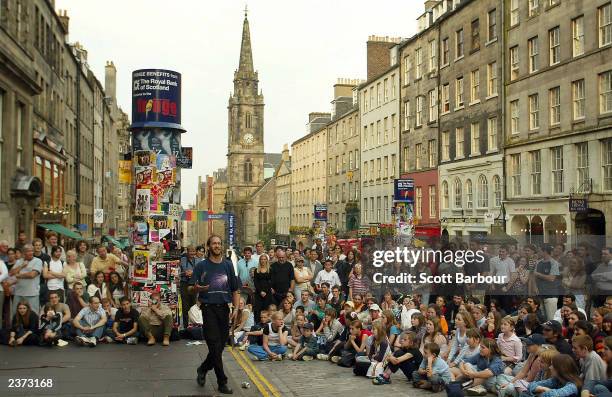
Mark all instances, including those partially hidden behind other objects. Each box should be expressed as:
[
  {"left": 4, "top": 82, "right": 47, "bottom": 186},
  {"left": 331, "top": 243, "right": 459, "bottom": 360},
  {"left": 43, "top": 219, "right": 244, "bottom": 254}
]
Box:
[
  {"left": 421, "top": 317, "right": 448, "bottom": 357},
  {"left": 543, "top": 320, "right": 576, "bottom": 359},
  {"left": 572, "top": 335, "right": 607, "bottom": 386},
  {"left": 6, "top": 301, "right": 39, "bottom": 346},
  {"left": 46, "top": 291, "right": 72, "bottom": 339},
  {"left": 411, "top": 342, "right": 453, "bottom": 392},
  {"left": 230, "top": 298, "right": 252, "bottom": 345},
  {"left": 353, "top": 320, "right": 390, "bottom": 378},
  {"left": 66, "top": 282, "right": 89, "bottom": 317},
  {"left": 373, "top": 331, "right": 423, "bottom": 385},
  {"left": 73, "top": 296, "right": 107, "bottom": 347},
  {"left": 497, "top": 317, "right": 523, "bottom": 368},
  {"left": 186, "top": 301, "right": 203, "bottom": 340},
  {"left": 87, "top": 271, "right": 110, "bottom": 301},
  {"left": 456, "top": 337, "right": 506, "bottom": 396},
  {"left": 426, "top": 303, "right": 449, "bottom": 335},
  {"left": 289, "top": 322, "right": 318, "bottom": 361},
  {"left": 288, "top": 313, "right": 306, "bottom": 348},
  {"left": 553, "top": 295, "right": 587, "bottom": 323},
  {"left": 497, "top": 333, "right": 548, "bottom": 397},
  {"left": 108, "top": 271, "right": 127, "bottom": 308},
  {"left": 39, "top": 302, "right": 63, "bottom": 345},
  {"left": 315, "top": 308, "right": 344, "bottom": 359},
  {"left": 449, "top": 328, "right": 482, "bottom": 379},
  {"left": 293, "top": 290, "right": 316, "bottom": 315},
  {"left": 247, "top": 311, "right": 289, "bottom": 361},
  {"left": 109, "top": 297, "right": 139, "bottom": 344},
  {"left": 581, "top": 336, "right": 612, "bottom": 397},
  {"left": 138, "top": 292, "right": 173, "bottom": 346},
  {"left": 522, "top": 354, "right": 581, "bottom": 397},
  {"left": 445, "top": 310, "right": 476, "bottom": 364},
  {"left": 100, "top": 298, "right": 117, "bottom": 342},
  {"left": 481, "top": 310, "right": 502, "bottom": 339}
]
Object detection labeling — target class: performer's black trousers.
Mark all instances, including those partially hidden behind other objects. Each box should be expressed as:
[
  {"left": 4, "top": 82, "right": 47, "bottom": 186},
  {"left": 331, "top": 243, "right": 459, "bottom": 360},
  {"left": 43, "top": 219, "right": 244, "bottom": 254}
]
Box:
[{"left": 199, "top": 303, "right": 229, "bottom": 385}]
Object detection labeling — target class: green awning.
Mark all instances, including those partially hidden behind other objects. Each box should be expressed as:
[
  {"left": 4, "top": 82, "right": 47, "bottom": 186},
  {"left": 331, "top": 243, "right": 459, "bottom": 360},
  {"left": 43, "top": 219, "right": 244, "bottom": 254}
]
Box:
[
  {"left": 38, "top": 224, "right": 82, "bottom": 240},
  {"left": 103, "top": 235, "right": 128, "bottom": 249}
]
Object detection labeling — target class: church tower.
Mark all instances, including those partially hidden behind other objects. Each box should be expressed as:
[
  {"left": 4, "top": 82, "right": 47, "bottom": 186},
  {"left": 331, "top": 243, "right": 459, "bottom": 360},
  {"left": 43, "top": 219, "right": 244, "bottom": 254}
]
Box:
[{"left": 226, "top": 9, "right": 265, "bottom": 247}]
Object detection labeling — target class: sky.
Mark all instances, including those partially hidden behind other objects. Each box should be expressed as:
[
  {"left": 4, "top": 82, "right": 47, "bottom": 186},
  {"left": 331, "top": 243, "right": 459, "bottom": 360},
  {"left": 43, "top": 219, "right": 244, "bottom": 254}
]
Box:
[{"left": 56, "top": 0, "right": 421, "bottom": 206}]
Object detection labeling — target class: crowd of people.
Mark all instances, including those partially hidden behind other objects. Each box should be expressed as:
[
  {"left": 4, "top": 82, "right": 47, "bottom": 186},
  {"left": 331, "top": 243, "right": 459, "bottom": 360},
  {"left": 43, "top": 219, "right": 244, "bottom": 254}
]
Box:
[
  {"left": 2, "top": 231, "right": 612, "bottom": 397},
  {"left": 227, "top": 238, "right": 612, "bottom": 397}
]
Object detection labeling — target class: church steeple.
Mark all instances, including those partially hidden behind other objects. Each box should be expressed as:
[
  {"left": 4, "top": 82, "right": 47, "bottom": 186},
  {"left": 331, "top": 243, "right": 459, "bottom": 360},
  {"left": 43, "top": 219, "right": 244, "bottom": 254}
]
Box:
[{"left": 238, "top": 7, "right": 254, "bottom": 75}]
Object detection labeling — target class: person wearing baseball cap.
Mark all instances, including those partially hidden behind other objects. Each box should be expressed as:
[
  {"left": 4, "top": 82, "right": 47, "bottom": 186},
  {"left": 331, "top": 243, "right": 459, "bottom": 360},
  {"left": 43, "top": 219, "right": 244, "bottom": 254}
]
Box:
[
  {"left": 542, "top": 320, "right": 575, "bottom": 359},
  {"left": 501, "top": 334, "right": 549, "bottom": 396}
]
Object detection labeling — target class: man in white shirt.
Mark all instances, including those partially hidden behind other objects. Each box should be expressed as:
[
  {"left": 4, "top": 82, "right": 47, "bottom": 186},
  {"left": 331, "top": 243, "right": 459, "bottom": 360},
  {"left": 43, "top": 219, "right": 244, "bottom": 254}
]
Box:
[
  {"left": 314, "top": 259, "right": 341, "bottom": 292},
  {"left": 44, "top": 246, "right": 66, "bottom": 302}
]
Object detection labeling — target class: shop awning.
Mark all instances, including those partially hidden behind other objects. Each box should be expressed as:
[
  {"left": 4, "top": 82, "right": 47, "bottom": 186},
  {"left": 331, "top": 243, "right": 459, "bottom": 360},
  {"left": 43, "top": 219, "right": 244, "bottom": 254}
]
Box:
[
  {"left": 102, "top": 235, "right": 128, "bottom": 249},
  {"left": 38, "top": 224, "right": 82, "bottom": 240}
]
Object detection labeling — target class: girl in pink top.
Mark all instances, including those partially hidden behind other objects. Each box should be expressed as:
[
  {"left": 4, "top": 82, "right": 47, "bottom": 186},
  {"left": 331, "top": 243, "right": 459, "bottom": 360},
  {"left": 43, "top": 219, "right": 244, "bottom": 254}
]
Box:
[{"left": 497, "top": 317, "right": 523, "bottom": 369}]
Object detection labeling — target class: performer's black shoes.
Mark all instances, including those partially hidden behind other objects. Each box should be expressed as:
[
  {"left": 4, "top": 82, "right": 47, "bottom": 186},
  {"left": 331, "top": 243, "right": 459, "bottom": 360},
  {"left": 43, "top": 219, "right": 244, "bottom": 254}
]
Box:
[
  {"left": 196, "top": 366, "right": 207, "bottom": 387},
  {"left": 218, "top": 384, "right": 233, "bottom": 394}
]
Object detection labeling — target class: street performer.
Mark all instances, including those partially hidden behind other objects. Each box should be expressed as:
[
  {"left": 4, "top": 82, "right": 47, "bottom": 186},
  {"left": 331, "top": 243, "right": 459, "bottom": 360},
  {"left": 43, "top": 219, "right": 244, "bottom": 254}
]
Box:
[{"left": 189, "top": 235, "right": 240, "bottom": 394}]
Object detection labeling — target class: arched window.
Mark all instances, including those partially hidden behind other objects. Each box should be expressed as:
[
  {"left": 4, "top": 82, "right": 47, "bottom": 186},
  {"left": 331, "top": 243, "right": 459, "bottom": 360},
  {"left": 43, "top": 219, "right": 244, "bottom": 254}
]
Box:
[
  {"left": 442, "top": 181, "right": 449, "bottom": 209},
  {"left": 478, "top": 175, "right": 489, "bottom": 208},
  {"left": 493, "top": 175, "right": 502, "bottom": 207},
  {"left": 258, "top": 208, "right": 267, "bottom": 235},
  {"left": 244, "top": 160, "right": 253, "bottom": 183},
  {"left": 245, "top": 112, "right": 252, "bottom": 129},
  {"left": 466, "top": 179, "right": 473, "bottom": 209},
  {"left": 454, "top": 178, "right": 462, "bottom": 208}
]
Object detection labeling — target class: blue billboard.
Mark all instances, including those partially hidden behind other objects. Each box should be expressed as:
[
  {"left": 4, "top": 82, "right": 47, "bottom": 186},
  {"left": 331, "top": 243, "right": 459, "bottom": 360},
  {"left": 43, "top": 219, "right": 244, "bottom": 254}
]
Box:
[
  {"left": 131, "top": 69, "right": 184, "bottom": 131},
  {"left": 394, "top": 178, "right": 414, "bottom": 203}
]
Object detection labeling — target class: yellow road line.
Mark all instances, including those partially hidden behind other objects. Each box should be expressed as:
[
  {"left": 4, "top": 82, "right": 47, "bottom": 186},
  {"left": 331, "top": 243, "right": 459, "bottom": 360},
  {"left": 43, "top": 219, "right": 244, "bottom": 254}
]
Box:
[
  {"left": 228, "top": 347, "right": 270, "bottom": 397},
  {"left": 238, "top": 349, "right": 282, "bottom": 397}
]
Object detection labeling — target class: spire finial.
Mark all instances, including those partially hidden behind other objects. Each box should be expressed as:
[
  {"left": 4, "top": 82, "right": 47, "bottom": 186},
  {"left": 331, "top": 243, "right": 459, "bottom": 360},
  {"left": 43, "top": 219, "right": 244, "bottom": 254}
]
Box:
[{"left": 244, "top": 4, "right": 248, "bottom": 18}]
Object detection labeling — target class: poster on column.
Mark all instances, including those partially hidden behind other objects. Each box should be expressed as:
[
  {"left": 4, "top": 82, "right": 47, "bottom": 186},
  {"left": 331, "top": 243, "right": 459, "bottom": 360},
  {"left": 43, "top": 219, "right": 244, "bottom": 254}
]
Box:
[
  {"left": 133, "top": 217, "right": 149, "bottom": 246},
  {"left": 132, "top": 129, "right": 182, "bottom": 156},
  {"left": 131, "top": 69, "right": 182, "bottom": 130},
  {"left": 135, "top": 166, "right": 153, "bottom": 187},
  {"left": 132, "top": 250, "right": 151, "bottom": 281},
  {"left": 135, "top": 189, "right": 151, "bottom": 215},
  {"left": 135, "top": 150, "right": 156, "bottom": 167}
]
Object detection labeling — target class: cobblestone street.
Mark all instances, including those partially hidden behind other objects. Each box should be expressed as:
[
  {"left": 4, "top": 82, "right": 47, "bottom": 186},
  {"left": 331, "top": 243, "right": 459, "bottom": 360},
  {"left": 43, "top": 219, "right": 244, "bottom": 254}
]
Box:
[{"left": 252, "top": 358, "right": 446, "bottom": 397}]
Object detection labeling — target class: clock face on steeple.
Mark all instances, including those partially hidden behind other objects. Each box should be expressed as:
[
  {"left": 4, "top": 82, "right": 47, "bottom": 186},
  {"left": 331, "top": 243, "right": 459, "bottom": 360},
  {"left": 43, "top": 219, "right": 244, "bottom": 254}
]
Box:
[{"left": 241, "top": 133, "right": 256, "bottom": 146}]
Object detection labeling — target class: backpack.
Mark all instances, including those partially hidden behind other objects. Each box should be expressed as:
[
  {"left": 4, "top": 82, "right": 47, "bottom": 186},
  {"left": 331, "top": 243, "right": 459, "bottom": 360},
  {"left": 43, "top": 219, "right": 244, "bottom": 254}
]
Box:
[{"left": 445, "top": 381, "right": 465, "bottom": 397}]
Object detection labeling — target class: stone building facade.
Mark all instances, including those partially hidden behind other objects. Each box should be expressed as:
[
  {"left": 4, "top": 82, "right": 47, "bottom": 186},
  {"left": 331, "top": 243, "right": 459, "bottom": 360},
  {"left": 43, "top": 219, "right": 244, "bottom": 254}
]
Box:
[
  {"left": 399, "top": 3, "right": 444, "bottom": 238},
  {"left": 504, "top": 0, "right": 612, "bottom": 243},
  {"left": 0, "top": 1, "right": 129, "bottom": 243},
  {"left": 437, "top": 0, "right": 504, "bottom": 238},
  {"left": 290, "top": 113, "right": 330, "bottom": 230},
  {"left": 0, "top": 0, "right": 42, "bottom": 244},
  {"left": 359, "top": 37, "right": 401, "bottom": 228},
  {"left": 275, "top": 145, "right": 292, "bottom": 243},
  {"left": 326, "top": 80, "right": 361, "bottom": 233}
]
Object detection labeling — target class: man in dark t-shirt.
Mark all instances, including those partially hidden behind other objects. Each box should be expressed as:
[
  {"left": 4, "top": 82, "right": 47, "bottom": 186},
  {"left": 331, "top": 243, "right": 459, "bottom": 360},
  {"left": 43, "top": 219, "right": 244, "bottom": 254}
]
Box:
[
  {"left": 270, "top": 249, "right": 294, "bottom": 304},
  {"left": 111, "top": 297, "right": 139, "bottom": 343}
]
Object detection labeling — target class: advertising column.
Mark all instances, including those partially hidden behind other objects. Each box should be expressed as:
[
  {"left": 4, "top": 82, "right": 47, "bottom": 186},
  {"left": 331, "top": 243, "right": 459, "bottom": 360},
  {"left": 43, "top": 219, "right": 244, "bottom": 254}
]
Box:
[
  {"left": 393, "top": 178, "right": 415, "bottom": 244},
  {"left": 129, "top": 69, "right": 186, "bottom": 325}
]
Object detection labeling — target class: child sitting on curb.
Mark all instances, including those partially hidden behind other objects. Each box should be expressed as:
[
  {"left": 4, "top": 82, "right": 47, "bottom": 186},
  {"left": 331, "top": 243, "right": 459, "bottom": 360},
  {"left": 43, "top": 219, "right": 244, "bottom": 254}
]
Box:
[{"left": 289, "top": 322, "right": 318, "bottom": 361}]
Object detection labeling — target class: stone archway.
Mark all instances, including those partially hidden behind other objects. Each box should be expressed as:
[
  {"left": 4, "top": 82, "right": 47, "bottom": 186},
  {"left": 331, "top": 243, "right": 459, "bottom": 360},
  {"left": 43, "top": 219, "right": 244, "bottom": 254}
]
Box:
[
  {"left": 531, "top": 216, "right": 544, "bottom": 247},
  {"left": 544, "top": 215, "right": 567, "bottom": 244},
  {"left": 510, "top": 215, "right": 530, "bottom": 245}
]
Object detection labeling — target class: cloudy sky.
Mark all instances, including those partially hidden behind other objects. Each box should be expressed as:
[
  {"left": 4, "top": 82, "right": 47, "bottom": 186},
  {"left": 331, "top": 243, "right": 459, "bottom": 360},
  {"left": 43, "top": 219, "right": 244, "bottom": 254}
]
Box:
[{"left": 56, "top": 0, "right": 421, "bottom": 205}]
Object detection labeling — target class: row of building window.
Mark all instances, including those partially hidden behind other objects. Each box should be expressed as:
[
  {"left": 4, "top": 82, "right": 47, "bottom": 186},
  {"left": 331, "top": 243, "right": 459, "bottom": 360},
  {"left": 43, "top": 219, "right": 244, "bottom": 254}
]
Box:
[
  {"left": 509, "top": 140, "right": 612, "bottom": 196},
  {"left": 403, "top": 62, "right": 498, "bottom": 131},
  {"left": 440, "top": 118, "right": 498, "bottom": 163},
  {"left": 441, "top": 175, "right": 502, "bottom": 211},
  {"left": 362, "top": 74, "right": 397, "bottom": 112},
  {"left": 510, "top": 71, "right": 612, "bottom": 134},
  {"left": 328, "top": 115, "right": 357, "bottom": 144},
  {"left": 362, "top": 155, "right": 397, "bottom": 182},
  {"left": 329, "top": 150, "right": 359, "bottom": 175},
  {"left": 329, "top": 182, "right": 359, "bottom": 203},
  {"left": 362, "top": 114, "right": 397, "bottom": 149}
]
